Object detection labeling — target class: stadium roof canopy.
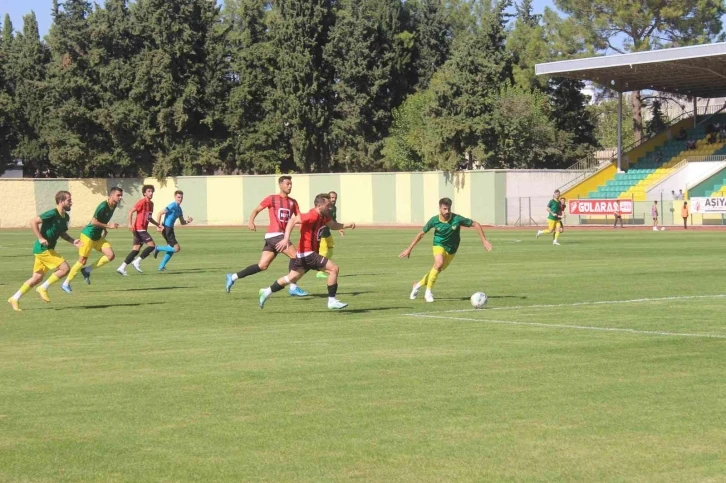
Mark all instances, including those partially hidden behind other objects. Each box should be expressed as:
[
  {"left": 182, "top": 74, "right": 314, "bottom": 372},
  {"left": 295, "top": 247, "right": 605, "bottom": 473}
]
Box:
[{"left": 535, "top": 42, "right": 726, "bottom": 98}]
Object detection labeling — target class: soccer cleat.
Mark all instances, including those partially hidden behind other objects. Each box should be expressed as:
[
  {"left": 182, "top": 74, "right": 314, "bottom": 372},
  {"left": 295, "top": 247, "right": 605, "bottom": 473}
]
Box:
[
  {"left": 327, "top": 299, "right": 348, "bottom": 310},
  {"left": 289, "top": 286, "right": 308, "bottom": 297},
  {"left": 536, "top": 230, "right": 543, "bottom": 239},
  {"left": 158, "top": 267, "right": 167, "bottom": 272},
  {"left": 316, "top": 272, "right": 327, "bottom": 279},
  {"left": 8, "top": 298, "right": 21, "bottom": 312},
  {"left": 81, "top": 267, "right": 91, "bottom": 284},
  {"left": 116, "top": 268, "right": 128, "bottom": 277},
  {"left": 36, "top": 287, "right": 50, "bottom": 303},
  {"left": 131, "top": 259, "right": 143, "bottom": 273},
  {"left": 410, "top": 282, "right": 420, "bottom": 300},
  {"left": 153, "top": 247, "right": 159, "bottom": 259},
  {"left": 258, "top": 288, "right": 267, "bottom": 309},
  {"left": 424, "top": 291, "right": 435, "bottom": 303},
  {"left": 553, "top": 240, "right": 560, "bottom": 246},
  {"left": 61, "top": 283, "right": 72, "bottom": 294},
  {"left": 225, "top": 274, "right": 235, "bottom": 293}
]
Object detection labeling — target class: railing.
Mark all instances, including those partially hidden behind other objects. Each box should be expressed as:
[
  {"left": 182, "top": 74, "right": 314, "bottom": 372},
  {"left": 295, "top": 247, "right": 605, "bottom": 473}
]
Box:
[
  {"left": 556, "top": 154, "right": 611, "bottom": 194},
  {"left": 696, "top": 103, "right": 726, "bottom": 126}
]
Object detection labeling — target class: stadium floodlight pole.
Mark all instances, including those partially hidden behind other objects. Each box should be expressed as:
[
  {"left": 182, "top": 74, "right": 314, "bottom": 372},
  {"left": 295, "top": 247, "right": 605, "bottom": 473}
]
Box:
[
  {"left": 693, "top": 96, "right": 697, "bottom": 128},
  {"left": 617, "top": 91, "right": 623, "bottom": 173}
]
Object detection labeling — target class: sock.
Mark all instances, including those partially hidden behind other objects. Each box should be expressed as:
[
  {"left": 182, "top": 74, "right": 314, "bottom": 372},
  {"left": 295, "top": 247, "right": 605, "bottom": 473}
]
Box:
[
  {"left": 235, "top": 264, "right": 262, "bottom": 279},
  {"left": 64, "top": 261, "right": 85, "bottom": 284},
  {"left": 124, "top": 250, "right": 139, "bottom": 265},
  {"left": 327, "top": 283, "right": 338, "bottom": 298},
  {"left": 425, "top": 268, "right": 441, "bottom": 290},
  {"left": 289, "top": 283, "right": 298, "bottom": 291},
  {"left": 157, "top": 245, "right": 176, "bottom": 253},
  {"left": 40, "top": 274, "right": 61, "bottom": 290},
  {"left": 12, "top": 283, "right": 32, "bottom": 300},
  {"left": 139, "top": 246, "right": 155, "bottom": 260},
  {"left": 270, "top": 281, "right": 285, "bottom": 293},
  {"left": 554, "top": 231, "right": 560, "bottom": 241},
  {"left": 159, "top": 253, "right": 173, "bottom": 269},
  {"left": 418, "top": 272, "right": 429, "bottom": 288},
  {"left": 119, "top": 263, "right": 128, "bottom": 270},
  {"left": 92, "top": 256, "right": 111, "bottom": 270}
]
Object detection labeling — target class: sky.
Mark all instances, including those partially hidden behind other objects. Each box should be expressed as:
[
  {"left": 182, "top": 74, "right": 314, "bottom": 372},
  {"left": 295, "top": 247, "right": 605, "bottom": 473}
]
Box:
[{"left": 0, "top": 0, "right": 558, "bottom": 38}]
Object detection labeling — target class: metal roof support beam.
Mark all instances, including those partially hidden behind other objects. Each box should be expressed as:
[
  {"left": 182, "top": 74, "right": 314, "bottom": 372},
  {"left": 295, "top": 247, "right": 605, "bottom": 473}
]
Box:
[{"left": 618, "top": 92, "right": 623, "bottom": 173}]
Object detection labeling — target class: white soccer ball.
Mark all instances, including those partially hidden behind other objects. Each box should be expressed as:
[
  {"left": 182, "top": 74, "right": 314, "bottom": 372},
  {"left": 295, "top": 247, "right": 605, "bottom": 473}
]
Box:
[{"left": 470, "top": 292, "right": 488, "bottom": 309}]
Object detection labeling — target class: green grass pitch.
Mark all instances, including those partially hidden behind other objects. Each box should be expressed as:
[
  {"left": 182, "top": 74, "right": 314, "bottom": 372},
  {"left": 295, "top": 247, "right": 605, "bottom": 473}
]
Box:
[{"left": 2, "top": 227, "right": 725, "bottom": 482}]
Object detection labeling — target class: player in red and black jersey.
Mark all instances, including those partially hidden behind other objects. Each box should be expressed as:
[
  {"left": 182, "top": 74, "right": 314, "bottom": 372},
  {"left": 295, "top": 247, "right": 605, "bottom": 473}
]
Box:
[
  {"left": 117, "top": 185, "right": 162, "bottom": 275},
  {"left": 226, "top": 175, "right": 309, "bottom": 296},
  {"left": 258, "top": 193, "right": 356, "bottom": 310}
]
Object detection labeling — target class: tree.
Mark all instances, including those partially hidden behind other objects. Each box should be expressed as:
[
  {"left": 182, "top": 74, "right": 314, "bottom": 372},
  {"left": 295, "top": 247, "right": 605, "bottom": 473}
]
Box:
[
  {"left": 590, "top": 95, "right": 635, "bottom": 150},
  {"left": 645, "top": 98, "right": 668, "bottom": 138},
  {"left": 507, "top": 0, "right": 548, "bottom": 90},
  {"left": 408, "top": 0, "right": 451, "bottom": 90},
  {"left": 0, "top": 15, "right": 16, "bottom": 174},
  {"left": 554, "top": 0, "right": 726, "bottom": 144},
  {"left": 547, "top": 77, "right": 598, "bottom": 167}
]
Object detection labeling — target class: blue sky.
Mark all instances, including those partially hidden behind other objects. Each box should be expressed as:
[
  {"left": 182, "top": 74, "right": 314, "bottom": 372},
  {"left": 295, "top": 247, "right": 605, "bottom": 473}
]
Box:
[{"left": 0, "top": 0, "right": 558, "bottom": 38}]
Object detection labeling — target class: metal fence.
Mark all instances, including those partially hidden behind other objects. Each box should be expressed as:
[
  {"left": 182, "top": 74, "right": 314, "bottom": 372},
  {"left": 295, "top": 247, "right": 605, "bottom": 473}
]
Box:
[{"left": 505, "top": 197, "right": 552, "bottom": 226}]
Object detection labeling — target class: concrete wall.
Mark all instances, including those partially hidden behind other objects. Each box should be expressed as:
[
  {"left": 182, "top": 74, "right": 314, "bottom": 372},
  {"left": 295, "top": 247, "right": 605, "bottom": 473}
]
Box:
[
  {"left": 0, "top": 171, "right": 509, "bottom": 229},
  {"left": 646, "top": 161, "right": 726, "bottom": 201},
  {"left": 504, "top": 169, "right": 588, "bottom": 198}
]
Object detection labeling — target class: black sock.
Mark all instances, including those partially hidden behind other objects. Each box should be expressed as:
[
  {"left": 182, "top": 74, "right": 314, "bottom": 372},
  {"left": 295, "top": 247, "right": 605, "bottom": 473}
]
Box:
[
  {"left": 140, "top": 246, "right": 155, "bottom": 260},
  {"left": 124, "top": 250, "right": 140, "bottom": 264},
  {"left": 327, "top": 283, "right": 338, "bottom": 298},
  {"left": 236, "top": 264, "right": 262, "bottom": 279},
  {"left": 270, "top": 281, "right": 285, "bottom": 293}
]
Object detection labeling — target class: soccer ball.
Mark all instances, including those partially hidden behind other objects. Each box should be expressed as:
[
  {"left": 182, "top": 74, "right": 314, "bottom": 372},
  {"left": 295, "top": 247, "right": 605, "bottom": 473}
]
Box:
[{"left": 470, "top": 292, "right": 487, "bottom": 309}]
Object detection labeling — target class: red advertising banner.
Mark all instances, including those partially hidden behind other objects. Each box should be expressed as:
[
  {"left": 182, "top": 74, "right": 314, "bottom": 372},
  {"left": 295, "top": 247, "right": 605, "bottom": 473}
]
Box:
[{"left": 568, "top": 199, "right": 633, "bottom": 215}]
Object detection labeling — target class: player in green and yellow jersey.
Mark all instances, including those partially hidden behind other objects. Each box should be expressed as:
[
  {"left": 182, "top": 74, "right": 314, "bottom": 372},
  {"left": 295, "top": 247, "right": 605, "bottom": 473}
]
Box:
[
  {"left": 316, "top": 190, "right": 345, "bottom": 278},
  {"left": 536, "top": 189, "right": 563, "bottom": 245},
  {"left": 8, "top": 191, "right": 83, "bottom": 312},
  {"left": 399, "top": 197, "right": 493, "bottom": 303},
  {"left": 61, "top": 187, "right": 123, "bottom": 293}
]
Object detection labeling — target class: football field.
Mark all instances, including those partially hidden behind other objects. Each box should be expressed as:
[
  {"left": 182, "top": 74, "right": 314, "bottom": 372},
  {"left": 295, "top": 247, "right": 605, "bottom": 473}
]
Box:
[{"left": 2, "top": 227, "right": 725, "bottom": 482}]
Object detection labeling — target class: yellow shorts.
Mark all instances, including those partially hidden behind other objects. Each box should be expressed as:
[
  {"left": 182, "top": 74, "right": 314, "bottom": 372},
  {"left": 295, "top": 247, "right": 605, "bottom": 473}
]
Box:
[
  {"left": 33, "top": 250, "right": 65, "bottom": 274},
  {"left": 78, "top": 233, "right": 111, "bottom": 258},
  {"left": 547, "top": 219, "right": 562, "bottom": 232},
  {"left": 433, "top": 245, "right": 455, "bottom": 271},
  {"left": 320, "top": 236, "right": 335, "bottom": 252}
]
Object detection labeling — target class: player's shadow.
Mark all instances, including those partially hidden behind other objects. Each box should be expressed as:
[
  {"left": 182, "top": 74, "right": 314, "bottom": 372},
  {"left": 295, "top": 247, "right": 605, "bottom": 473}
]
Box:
[
  {"left": 338, "top": 273, "right": 381, "bottom": 278},
  {"left": 54, "top": 302, "right": 164, "bottom": 310},
  {"left": 340, "top": 306, "right": 411, "bottom": 314},
  {"left": 306, "top": 291, "right": 372, "bottom": 298},
  {"left": 118, "top": 286, "right": 193, "bottom": 292},
  {"left": 436, "top": 295, "right": 527, "bottom": 301},
  {"left": 162, "top": 269, "right": 210, "bottom": 274}
]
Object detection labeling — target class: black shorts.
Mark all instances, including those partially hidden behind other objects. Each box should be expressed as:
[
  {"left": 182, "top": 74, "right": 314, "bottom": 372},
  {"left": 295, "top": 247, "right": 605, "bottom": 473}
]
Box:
[
  {"left": 132, "top": 230, "right": 154, "bottom": 245},
  {"left": 289, "top": 253, "right": 329, "bottom": 273},
  {"left": 162, "top": 227, "right": 178, "bottom": 246},
  {"left": 263, "top": 235, "right": 291, "bottom": 254}
]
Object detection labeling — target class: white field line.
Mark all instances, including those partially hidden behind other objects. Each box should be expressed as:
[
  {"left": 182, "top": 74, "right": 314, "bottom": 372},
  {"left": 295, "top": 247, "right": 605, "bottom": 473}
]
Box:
[
  {"left": 406, "top": 294, "right": 726, "bottom": 316},
  {"left": 405, "top": 314, "right": 726, "bottom": 339}
]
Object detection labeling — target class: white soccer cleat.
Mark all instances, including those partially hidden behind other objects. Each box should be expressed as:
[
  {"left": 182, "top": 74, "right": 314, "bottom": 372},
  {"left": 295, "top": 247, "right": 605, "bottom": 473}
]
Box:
[
  {"left": 131, "top": 259, "right": 143, "bottom": 273},
  {"left": 536, "top": 230, "right": 543, "bottom": 239},
  {"left": 653, "top": 227, "right": 658, "bottom": 231},
  {"left": 553, "top": 240, "right": 560, "bottom": 246},
  {"left": 327, "top": 299, "right": 348, "bottom": 310},
  {"left": 424, "top": 291, "right": 434, "bottom": 303},
  {"left": 410, "top": 282, "right": 420, "bottom": 300},
  {"left": 116, "top": 267, "right": 128, "bottom": 276}
]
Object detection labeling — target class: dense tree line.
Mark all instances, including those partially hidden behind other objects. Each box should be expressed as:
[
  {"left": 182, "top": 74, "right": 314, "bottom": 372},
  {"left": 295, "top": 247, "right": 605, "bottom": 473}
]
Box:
[{"left": 0, "top": 0, "right": 722, "bottom": 177}]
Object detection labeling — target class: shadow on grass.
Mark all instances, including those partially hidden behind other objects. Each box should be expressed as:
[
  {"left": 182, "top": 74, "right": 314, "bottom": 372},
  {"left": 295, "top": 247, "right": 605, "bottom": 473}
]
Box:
[
  {"left": 304, "top": 291, "right": 373, "bottom": 298},
  {"left": 54, "top": 302, "right": 164, "bottom": 310},
  {"left": 340, "top": 306, "right": 411, "bottom": 314},
  {"left": 118, "top": 286, "right": 193, "bottom": 292},
  {"left": 436, "top": 295, "right": 528, "bottom": 301},
  {"left": 338, "top": 273, "right": 382, "bottom": 278}
]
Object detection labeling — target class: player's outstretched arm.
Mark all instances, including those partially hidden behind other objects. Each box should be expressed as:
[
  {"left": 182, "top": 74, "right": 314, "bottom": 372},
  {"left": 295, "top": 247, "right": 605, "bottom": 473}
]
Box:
[
  {"left": 399, "top": 231, "right": 425, "bottom": 259},
  {"left": 91, "top": 217, "right": 119, "bottom": 230},
  {"left": 156, "top": 209, "right": 167, "bottom": 231},
  {"left": 472, "top": 221, "right": 493, "bottom": 251},
  {"left": 247, "top": 204, "right": 264, "bottom": 231},
  {"left": 30, "top": 216, "right": 47, "bottom": 246},
  {"left": 327, "top": 221, "right": 355, "bottom": 231},
  {"left": 181, "top": 216, "right": 192, "bottom": 225}
]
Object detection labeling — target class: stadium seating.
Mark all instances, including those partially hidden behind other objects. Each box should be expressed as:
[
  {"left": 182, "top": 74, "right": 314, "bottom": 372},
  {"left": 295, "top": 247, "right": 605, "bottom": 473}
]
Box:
[{"left": 587, "top": 115, "right": 726, "bottom": 200}]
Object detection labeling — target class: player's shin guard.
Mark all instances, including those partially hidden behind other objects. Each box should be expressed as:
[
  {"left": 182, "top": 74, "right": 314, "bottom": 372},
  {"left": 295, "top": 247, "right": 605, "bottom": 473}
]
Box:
[
  {"left": 236, "top": 264, "right": 262, "bottom": 279},
  {"left": 554, "top": 230, "right": 561, "bottom": 241},
  {"left": 124, "top": 250, "right": 140, "bottom": 265},
  {"left": 92, "top": 256, "right": 111, "bottom": 270},
  {"left": 418, "top": 272, "right": 429, "bottom": 288},
  {"left": 270, "top": 281, "right": 285, "bottom": 293},
  {"left": 12, "top": 283, "right": 32, "bottom": 300},
  {"left": 327, "top": 283, "right": 338, "bottom": 298},
  {"left": 159, "top": 253, "right": 173, "bottom": 270},
  {"left": 425, "top": 268, "right": 441, "bottom": 290},
  {"left": 65, "top": 261, "right": 85, "bottom": 283},
  {"left": 140, "top": 246, "right": 155, "bottom": 259},
  {"left": 156, "top": 245, "right": 175, "bottom": 253},
  {"left": 41, "top": 273, "right": 61, "bottom": 290}
]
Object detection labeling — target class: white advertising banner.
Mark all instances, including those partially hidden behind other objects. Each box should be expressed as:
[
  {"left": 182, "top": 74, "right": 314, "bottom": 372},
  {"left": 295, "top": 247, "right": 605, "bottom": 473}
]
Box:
[
  {"left": 690, "top": 197, "right": 726, "bottom": 214},
  {"left": 568, "top": 199, "right": 633, "bottom": 216}
]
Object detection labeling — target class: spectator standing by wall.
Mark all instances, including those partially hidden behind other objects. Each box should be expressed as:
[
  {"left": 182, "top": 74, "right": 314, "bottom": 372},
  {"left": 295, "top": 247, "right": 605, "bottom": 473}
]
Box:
[
  {"left": 652, "top": 201, "right": 659, "bottom": 231},
  {"left": 682, "top": 202, "right": 689, "bottom": 229}
]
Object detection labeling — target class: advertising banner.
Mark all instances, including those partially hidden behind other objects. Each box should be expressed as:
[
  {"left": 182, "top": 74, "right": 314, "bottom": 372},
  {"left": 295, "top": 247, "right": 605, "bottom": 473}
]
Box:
[
  {"left": 690, "top": 197, "right": 726, "bottom": 214},
  {"left": 568, "top": 199, "right": 633, "bottom": 215}
]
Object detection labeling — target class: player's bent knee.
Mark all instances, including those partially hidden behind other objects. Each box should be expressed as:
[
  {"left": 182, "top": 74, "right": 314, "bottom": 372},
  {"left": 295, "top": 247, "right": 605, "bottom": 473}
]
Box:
[
  {"left": 106, "top": 253, "right": 116, "bottom": 261},
  {"left": 174, "top": 246, "right": 181, "bottom": 253}
]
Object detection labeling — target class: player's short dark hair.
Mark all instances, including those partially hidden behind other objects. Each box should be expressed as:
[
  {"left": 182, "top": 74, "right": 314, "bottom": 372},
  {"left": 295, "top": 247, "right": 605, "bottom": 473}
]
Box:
[
  {"left": 109, "top": 186, "right": 123, "bottom": 195},
  {"left": 55, "top": 190, "right": 71, "bottom": 204},
  {"left": 174, "top": 190, "right": 184, "bottom": 196},
  {"left": 142, "top": 184, "right": 155, "bottom": 193},
  {"left": 314, "top": 193, "right": 331, "bottom": 206},
  {"left": 329, "top": 190, "right": 338, "bottom": 196},
  {"left": 278, "top": 175, "right": 292, "bottom": 184},
  {"left": 439, "top": 197, "right": 452, "bottom": 208}
]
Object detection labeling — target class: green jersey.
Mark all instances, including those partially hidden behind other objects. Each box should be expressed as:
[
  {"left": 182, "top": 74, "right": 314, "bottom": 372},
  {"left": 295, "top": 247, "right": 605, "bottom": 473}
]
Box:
[
  {"left": 547, "top": 199, "right": 562, "bottom": 221},
  {"left": 33, "top": 208, "right": 70, "bottom": 254},
  {"left": 320, "top": 204, "right": 337, "bottom": 238},
  {"left": 81, "top": 201, "right": 116, "bottom": 241},
  {"left": 422, "top": 213, "right": 473, "bottom": 255}
]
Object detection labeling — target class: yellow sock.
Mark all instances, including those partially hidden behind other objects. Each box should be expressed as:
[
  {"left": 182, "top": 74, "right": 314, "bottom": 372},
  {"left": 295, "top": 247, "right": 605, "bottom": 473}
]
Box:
[
  {"left": 426, "top": 268, "right": 441, "bottom": 290},
  {"left": 46, "top": 274, "right": 61, "bottom": 286},
  {"left": 554, "top": 230, "right": 561, "bottom": 241},
  {"left": 19, "top": 283, "right": 32, "bottom": 295},
  {"left": 65, "top": 261, "right": 85, "bottom": 283},
  {"left": 325, "top": 247, "right": 334, "bottom": 260},
  {"left": 92, "top": 256, "right": 111, "bottom": 270},
  {"left": 418, "top": 272, "right": 429, "bottom": 287}
]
